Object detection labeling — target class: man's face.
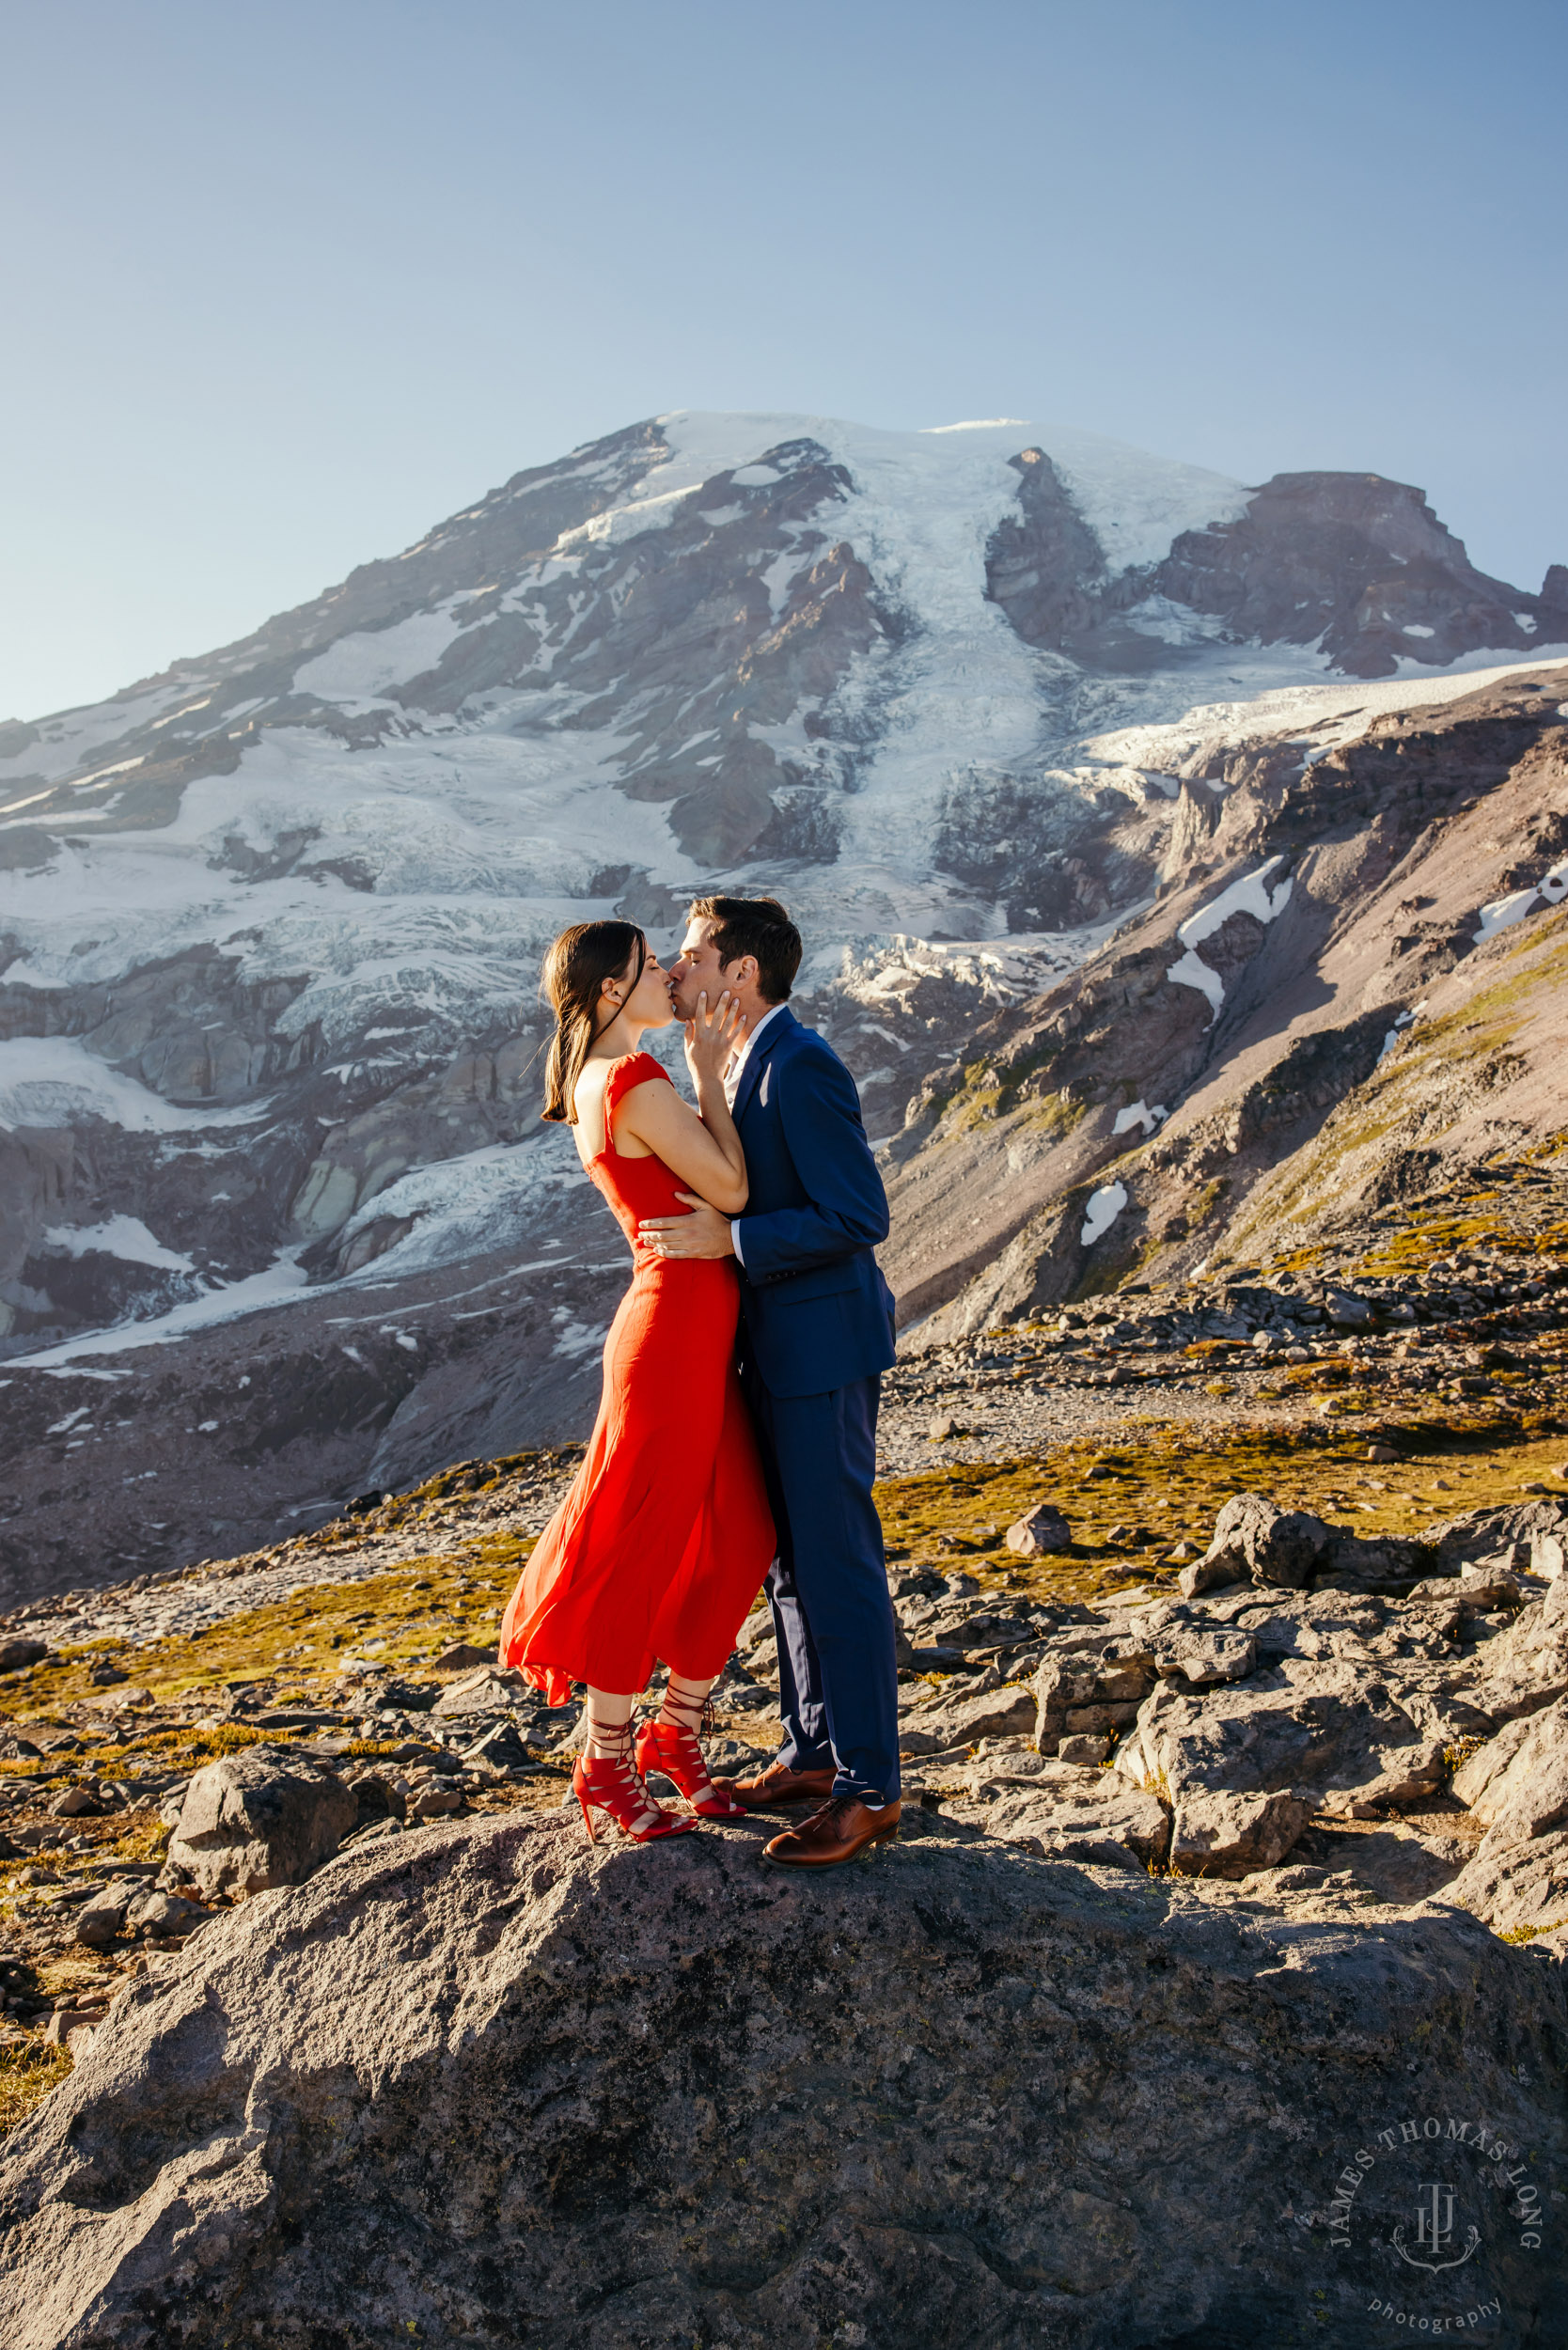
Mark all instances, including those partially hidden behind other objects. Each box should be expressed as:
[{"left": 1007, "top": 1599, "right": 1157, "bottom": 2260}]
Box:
[{"left": 667, "top": 920, "right": 731, "bottom": 1021}]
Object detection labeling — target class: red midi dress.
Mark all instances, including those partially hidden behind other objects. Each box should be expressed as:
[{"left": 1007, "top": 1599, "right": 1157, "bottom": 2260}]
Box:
[{"left": 498, "top": 1053, "right": 776, "bottom": 1703}]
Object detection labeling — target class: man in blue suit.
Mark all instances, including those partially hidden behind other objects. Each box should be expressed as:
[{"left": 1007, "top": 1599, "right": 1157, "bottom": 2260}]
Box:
[{"left": 644, "top": 895, "right": 901, "bottom": 1869}]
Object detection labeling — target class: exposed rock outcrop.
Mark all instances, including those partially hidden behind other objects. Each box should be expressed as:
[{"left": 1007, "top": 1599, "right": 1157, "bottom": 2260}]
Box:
[
  {"left": 161, "top": 1744, "right": 358, "bottom": 1900},
  {"left": 2, "top": 1817, "right": 1563, "bottom": 2348}
]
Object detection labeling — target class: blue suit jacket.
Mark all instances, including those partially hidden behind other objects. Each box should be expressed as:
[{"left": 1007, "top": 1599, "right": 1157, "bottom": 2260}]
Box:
[{"left": 730, "top": 1007, "right": 897, "bottom": 1400}]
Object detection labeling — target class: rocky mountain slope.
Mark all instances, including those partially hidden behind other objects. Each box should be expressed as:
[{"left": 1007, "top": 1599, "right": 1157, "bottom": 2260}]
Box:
[
  {"left": 886, "top": 665, "right": 1568, "bottom": 1338},
  {"left": 3, "top": 410, "right": 1565, "bottom": 1602}
]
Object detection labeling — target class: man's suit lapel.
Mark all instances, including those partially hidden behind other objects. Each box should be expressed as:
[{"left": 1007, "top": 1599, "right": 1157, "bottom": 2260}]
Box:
[{"left": 732, "top": 1005, "right": 796, "bottom": 1128}]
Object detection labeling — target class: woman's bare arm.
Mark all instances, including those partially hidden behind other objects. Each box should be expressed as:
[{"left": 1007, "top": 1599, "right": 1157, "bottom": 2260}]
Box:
[{"left": 616, "top": 990, "right": 748, "bottom": 1212}]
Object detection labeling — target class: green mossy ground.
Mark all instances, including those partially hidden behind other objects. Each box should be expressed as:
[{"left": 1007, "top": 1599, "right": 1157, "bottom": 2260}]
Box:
[{"left": 875, "top": 1425, "right": 1567, "bottom": 1606}]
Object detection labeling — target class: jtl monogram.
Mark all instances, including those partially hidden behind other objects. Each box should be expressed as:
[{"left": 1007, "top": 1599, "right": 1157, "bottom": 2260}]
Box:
[{"left": 1393, "top": 2184, "right": 1481, "bottom": 2273}]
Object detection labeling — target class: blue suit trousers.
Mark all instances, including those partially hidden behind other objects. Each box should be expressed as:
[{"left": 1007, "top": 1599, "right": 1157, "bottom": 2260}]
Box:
[{"left": 741, "top": 1367, "right": 901, "bottom": 1805}]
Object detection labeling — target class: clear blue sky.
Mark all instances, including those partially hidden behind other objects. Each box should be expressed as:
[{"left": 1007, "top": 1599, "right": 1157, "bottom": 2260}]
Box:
[{"left": 3, "top": 0, "right": 1563, "bottom": 720}]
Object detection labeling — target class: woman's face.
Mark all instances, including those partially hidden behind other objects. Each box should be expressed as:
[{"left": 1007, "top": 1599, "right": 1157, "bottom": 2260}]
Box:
[{"left": 606, "top": 937, "right": 673, "bottom": 1030}]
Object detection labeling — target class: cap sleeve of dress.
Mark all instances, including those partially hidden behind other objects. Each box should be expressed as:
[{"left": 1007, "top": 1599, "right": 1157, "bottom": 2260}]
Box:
[{"left": 604, "top": 1052, "right": 673, "bottom": 1122}]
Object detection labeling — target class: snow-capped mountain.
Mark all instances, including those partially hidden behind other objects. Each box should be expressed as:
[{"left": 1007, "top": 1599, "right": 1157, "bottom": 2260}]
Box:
[{"left": 2, "top": 410, "right": 1563, "bottom": 1600}]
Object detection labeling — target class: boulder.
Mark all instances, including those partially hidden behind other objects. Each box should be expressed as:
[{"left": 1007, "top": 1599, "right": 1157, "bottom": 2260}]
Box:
[
  {"left": 1117, "top": 1664, "right": 1444, "bottom": 1820},
  {"left": 1532, "top": 1528, "right": 1568, "bottom": 1581},
  {"left": 72, "top": 1895, "right": 128, "bottom": 1950},
  {"left": 431, "top": 1664, "right": 536, "bottom": 1718},
  {"left": 1, "top": 1819, "right": 1560, "bottom": 2348},
  {"left": 1177, "top": 1551, "right": 1247, "bottom": 1598},
  {"left": 1004, "top": 1504, "right": 1073, "bottom": 1558},
  {"left": 1458, "top": 1564, "right": 1523, "bottom": 1607},
  {"left": 125, "top": 1888, "right": 207, "bottom": 1939},
  {"left": 1317, "top": 1530, "right": 1433, "bottom": 1587},
  {"left": 1427, "top": 1497, "right": 1568, "bottom": 1574},
  {"left": 1169, "top": 1787, "right": 1311, "bottom": 1876},
  {"left": 1153, "top": 1628, "right": 1258, "bottom": 1686},
  {"left": 1459, "top": 1699, "right": 1568, "bottom": 1849},
  {"left": 1056, "top": 1732, "right": 1107, "bottom": 1765},
  {"left": 1452, "top": 1716, "right": 1535, "bottom": 1812},
  {"left": 974, "top": 1770, "right": 1171, "bottom": 1868},
  {"left": 431, "top": 1643, "right": 497, "bottom": 1672},
  {"left": 898, "top": 1683, "right": 1036, "bottom": 1757},
  {"left": 1196, "top": 1492, "right": 1331, "bottom": 1591},
  {"left": 411, "top": 1784, "right": 463, "bottom": 1819},
  {"left": 1031, "top": 1644, "right": 1154, "bottom": 1756},
  {"left": 162, "top": 1744, "right": 357, "bottom": 1901},
  {"left": 1481, "top": 1575, "right": 1568, "bottom": 1722},
  {"left": 1450, "top": 1828, "right": 1568, "bottom": 1936},
  {"left": 0, "top": 1639, "right": 48, "bottom": 1672},
  {"left": 1448, "top": 1761, "right": 1568, "bottom": 1936}
]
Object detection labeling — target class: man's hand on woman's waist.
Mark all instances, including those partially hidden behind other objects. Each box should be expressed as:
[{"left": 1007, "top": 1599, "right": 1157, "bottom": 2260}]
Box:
[{"left": 639, "top": 1193, "right": 737, "bottom": 1260}]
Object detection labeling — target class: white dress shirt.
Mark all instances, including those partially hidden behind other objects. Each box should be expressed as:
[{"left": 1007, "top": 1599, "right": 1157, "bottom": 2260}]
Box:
[
  {"left": 722, "top": 1000, "right": 785, "bottom": 1108},
  {"left": 724, "top": 1001, "right": 785, "bottom": 1265}
]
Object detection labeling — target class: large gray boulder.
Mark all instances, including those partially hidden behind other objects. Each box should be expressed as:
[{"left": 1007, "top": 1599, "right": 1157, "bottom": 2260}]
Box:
[
  {"left": 1428, "top": 1496, "right": 1568, "bottom": 1574},
  {"left": 1448, "top": 1698, "right": 1568, "bottom": 1934},
  {"left": 1481, "top": 1575, "right": 1568, "bottom": 1723},
  {"left": 1031, "top": 1639, "right": 1156, "bottom": 1753},
  {"left": 958, "top": 1767, "right": 1171, "bottom": 1869},
  {"left": 1153, "top": 1626, "right": 1258, "bottom": 1685},
  {"left": 1193, "top": 1491, "right": 1331, "bottom": 1590},
  {"left": 0, "top": 1817, "right": 1561, "bottom": 2348},
  {"left": 897, "top": 1682, "right": 1035, "bottom": 1756},
  {"left": 1115, "top": 1660, "right": 1446, "bottom": 1865},
  {"left": 1182, "top": 1494, "right": 1430, "bottom": 1601},
  {"left": 1168, "top": 1784, "right": 1312, "bottom": 1875},
  {"left": 162, "top": 1743, "right": 357, "bottom": 1901}
]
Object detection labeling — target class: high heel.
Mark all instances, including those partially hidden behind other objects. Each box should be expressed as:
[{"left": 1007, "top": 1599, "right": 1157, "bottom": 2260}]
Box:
[
  {"left": 635, "top": 1717, "right": 747, "bottom": 1819},
  {"left": 572, "top": 1734, "right": 697, "bottom": 1845}
]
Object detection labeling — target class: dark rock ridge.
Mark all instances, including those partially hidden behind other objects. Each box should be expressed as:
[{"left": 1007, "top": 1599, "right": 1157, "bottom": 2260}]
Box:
[
  {"left": 989, "top": 451, "right": 1568, "bottom": 676},
  {"left": 1, "top": 1814, "right": 1563, "bottom": 2349}
]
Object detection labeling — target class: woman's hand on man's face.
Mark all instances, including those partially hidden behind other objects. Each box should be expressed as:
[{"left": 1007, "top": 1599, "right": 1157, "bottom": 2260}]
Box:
[{"left": 682, "top": 989, "right": 747, "bottom": 1085}]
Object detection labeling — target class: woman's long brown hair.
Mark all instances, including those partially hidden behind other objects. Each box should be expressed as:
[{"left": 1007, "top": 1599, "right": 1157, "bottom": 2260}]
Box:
[{"left": 540, "top": 921, "right": 647, "bottom": 1123}]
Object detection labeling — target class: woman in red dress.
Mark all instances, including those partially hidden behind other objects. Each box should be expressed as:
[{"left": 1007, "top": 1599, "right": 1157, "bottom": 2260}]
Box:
[{"left": 498, "top": 920, "right": 776, "bottom": 1842}]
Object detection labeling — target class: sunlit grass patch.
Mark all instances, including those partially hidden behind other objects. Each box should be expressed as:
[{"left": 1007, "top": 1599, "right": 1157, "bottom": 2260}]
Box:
[
  {"left": 6, "top": 1547, "right": 528, "bottom": 1720},
  {"left": 874, "top": 1422, "right": 1568, "bottom": 1606},
  {"left": 0, "top": 2040, "right": 71, "bottom": 2138}
]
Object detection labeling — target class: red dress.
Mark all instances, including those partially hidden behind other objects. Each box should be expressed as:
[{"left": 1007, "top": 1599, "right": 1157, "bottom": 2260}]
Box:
[{"left": 499, "top": 1053, "right": 776, "bottom": 1702}]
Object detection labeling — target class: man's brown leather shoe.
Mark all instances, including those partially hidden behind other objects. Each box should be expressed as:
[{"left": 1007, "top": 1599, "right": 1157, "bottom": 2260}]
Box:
[
  {"left": 718, "top": 1760, "right": 837, "bottom": 1810},
  {"left": 762, "top": 1794, "right": 902, "bottom": 1868}
]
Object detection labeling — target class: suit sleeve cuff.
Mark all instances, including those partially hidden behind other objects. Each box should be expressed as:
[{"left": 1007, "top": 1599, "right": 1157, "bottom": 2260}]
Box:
[{"left": 730, "top": 1219, "right": 746, "bottom": 1267}]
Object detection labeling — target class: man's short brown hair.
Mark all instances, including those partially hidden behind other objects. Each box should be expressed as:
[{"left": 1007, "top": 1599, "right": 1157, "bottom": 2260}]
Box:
[{"left": 687, "top": 895, "right": 803, "bottom": 1004}]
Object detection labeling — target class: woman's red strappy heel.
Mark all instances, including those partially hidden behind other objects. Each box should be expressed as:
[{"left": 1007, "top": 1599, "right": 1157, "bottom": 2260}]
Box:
[
  {"left": 572, "top": 1720, "right": 697, "bottom": 1845},
  {"left": 635, "top": 1717, "right": 747, "bottom": 1819}
]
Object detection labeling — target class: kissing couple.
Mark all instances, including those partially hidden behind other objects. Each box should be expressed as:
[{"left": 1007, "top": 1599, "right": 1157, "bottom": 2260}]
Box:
[{"left": 497, "top": 894, "right": 902, "bottom": 1870}]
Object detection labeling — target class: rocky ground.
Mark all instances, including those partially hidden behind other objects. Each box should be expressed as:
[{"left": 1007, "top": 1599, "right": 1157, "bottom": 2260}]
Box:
[
  {"left": 882, "top": 1146, "right": 1568, "bottom": 1469},
  {"left": 4, "top": 1169, "right": 1568, "bottom": 2336},
  {"left": 2, "top": 1814, "right": 1563, "bottom": 2350}
]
